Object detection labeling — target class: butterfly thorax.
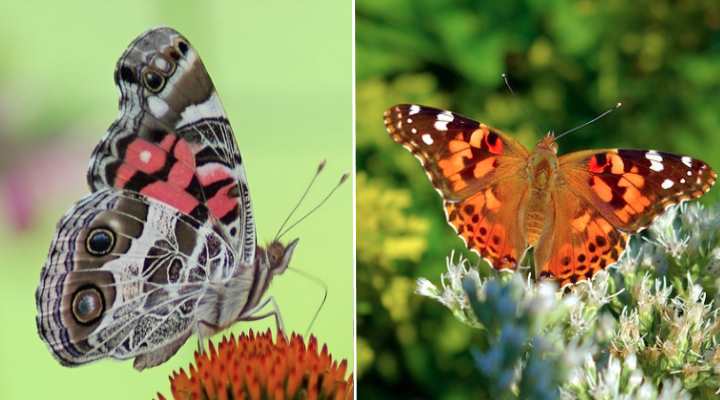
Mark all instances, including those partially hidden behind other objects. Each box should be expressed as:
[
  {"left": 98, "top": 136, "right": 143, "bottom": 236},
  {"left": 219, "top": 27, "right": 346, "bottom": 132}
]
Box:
[{"left": 524, "top": 135, "right": 560, "bottom": 245}]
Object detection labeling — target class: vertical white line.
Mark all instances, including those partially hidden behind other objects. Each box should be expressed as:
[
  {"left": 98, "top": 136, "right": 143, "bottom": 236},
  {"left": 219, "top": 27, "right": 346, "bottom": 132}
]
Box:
[{"left": 351, "top": 0, "right": 358, "bottom": 396}]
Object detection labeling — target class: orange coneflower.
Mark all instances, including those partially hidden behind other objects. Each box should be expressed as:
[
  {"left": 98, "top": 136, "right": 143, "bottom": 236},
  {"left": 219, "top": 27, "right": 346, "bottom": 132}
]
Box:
[{"left": 158, "top": 330, "right": 353, "bottom": 400}]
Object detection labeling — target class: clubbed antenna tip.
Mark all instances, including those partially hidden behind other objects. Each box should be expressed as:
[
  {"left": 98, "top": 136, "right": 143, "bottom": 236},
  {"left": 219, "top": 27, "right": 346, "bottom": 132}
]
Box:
[
  {"left": 317, "top": 159, "right": 327, "bottom": 173},
  {"left": 339, "top": 172, "right": 349, "bottom": 184}
]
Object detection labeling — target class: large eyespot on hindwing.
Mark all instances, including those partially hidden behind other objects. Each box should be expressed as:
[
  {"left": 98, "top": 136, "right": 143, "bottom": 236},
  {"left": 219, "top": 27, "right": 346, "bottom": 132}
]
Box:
[
  {"left": 142, "top": 68, "right": 166, "bottom": 93},
  {"left": 85, "top": 227, "right": 115, "bottom": 256},
  {"left": 71, "top": 286, "right": 105, "bottom": 325}
]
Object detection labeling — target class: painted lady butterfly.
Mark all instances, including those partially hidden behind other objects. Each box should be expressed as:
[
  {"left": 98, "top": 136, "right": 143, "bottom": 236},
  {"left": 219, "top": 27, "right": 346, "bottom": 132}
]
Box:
[
  {"left": 36, "top": 27, "right": 298, "bottom": 370},
  {"left": 385, "top": 104, "right": 716, "bottom": 287}
]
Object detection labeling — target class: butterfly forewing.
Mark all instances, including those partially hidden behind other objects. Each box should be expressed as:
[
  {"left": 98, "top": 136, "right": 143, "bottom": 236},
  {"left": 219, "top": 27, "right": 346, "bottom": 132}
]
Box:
[
  {"left": 88, "top": 27, "right": 255, "bottom": 264},
  {"left": 559, "top": 149, "right": 717, "bottom": 231},
  {"left": 384, "top": 104, "right": 529, "bottom": 201}
]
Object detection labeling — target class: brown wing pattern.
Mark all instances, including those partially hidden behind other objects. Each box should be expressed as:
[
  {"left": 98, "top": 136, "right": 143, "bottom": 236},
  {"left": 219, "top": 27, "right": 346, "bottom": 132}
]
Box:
[
  {"left": 385, "top": 104, "right": 531, "bottom": 271},
  {"left": 537, "top": 148, "right": 716, "bottom": 286},
  {"left": 559, "top": 149, "right": 716, "bottom": 231},
  {"left": 384, "top": 104, "right": 529, "bottom": 201}
]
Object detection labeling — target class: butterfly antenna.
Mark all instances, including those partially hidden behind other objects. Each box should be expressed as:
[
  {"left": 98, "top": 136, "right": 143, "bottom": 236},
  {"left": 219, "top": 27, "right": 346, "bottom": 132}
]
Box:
[
  {"left": 288, "top": 266, "right": 328, "bottom": 337},
  {"left": 277, "top": 172, "right": 349, "bottom": 239},
  {"left": 501, "top": 73, "right": 516, "bottom": 95},
  {"left": 555, "top": 102, "right": 622, "bottom": 141},
  {"left": 274, "top": 160, "right": 326, "bottom": 241}
]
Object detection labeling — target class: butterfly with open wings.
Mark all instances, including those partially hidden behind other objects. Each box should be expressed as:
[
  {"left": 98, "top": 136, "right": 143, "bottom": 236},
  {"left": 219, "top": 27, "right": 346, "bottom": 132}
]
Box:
[
  {"left": 36, "top": 27, "right": 300, "bottom": 370},
  {"left": 385, "top": 104, "right": 716, "bottom": 287}
]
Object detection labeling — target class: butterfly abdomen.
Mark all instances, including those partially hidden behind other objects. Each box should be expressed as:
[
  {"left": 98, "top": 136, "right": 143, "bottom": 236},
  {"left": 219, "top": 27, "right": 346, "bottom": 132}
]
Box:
[{"left": 524, "top": 145, "right": 560, "bottom": 245}]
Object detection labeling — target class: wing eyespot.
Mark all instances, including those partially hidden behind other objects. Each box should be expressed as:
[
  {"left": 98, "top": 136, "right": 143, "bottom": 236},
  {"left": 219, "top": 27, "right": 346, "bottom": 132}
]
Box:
[
  {"left": 143, "top": 69, "right": 165, "bottom": 93},
  {"left": 71, "top": 286, "right": 105, "bottom": 325},
  {"left": 176, "top": 40, "right": 189, "bottom": 56},
  {"left": 85, "top": 228, "right": 115, "bottom": 256}
]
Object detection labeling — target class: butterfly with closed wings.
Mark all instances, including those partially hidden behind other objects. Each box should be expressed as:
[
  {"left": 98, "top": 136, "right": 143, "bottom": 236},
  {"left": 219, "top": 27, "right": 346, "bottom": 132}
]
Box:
[
  {"left": 36, "top": 27, "right": 309, "bottom": 371},
  {"left": 385, "top": 104, "right": 716, "bottom": 287}
]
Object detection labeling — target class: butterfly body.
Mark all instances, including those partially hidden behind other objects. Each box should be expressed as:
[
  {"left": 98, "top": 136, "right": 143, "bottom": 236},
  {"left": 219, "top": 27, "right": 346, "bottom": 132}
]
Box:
[
  {"left": 385, "top": 104, "right": 716, "bottom": 287},
  {"left": 36, "top": 27, "right": 297, "bottom": 370}
]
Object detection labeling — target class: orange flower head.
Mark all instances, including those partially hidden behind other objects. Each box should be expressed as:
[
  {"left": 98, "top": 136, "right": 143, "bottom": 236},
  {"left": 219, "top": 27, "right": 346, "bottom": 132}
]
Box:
[{"left": 158, "top": 329, "right": 353, "bottom": 400}]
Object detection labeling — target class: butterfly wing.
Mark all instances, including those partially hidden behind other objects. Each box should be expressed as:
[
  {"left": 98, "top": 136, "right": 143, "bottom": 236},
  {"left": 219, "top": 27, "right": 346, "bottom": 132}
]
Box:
[
  {"left": 35, "top": 189, "right": 238, "bottom": 368},
  {"left": 535, "top": 148, "right": 716, "bottom": 286},
  {"left": 534, "top": 188, "right": 629, "bottom": 287},
  {"left": 559, "top": 149, "right": 716, "bottom": 230},
  {"left": 87, "top": 27, "right": 255, "bottom": 263},
  {"left": 385, "top": 104, "right": 531, "bottom": 270}
]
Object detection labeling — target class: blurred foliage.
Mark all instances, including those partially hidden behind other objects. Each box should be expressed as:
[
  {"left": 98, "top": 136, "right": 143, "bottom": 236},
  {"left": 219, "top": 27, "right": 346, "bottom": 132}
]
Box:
[{"left": 356, "top": 0, "right": 720, "bottom": 398}]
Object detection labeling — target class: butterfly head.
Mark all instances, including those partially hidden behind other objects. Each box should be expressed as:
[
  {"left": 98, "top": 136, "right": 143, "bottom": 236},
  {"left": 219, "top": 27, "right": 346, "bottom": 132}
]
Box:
[
  {"left": 538, "top": 132, "right": 559, "bottom": 154},
  {"left": 258, "top": 238, "right": 300, "bottom": 276},
  {"left": 528, "top": 134, "right": 560, "bottom": 188}
]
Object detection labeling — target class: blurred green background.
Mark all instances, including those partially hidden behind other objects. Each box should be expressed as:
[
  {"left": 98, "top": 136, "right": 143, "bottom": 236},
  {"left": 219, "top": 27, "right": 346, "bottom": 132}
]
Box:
[
  {"left": 0, "top": 1, "right": 352, "bottom": 398},
  {"left": 356, "top": 0, "right": 720, "bottom": 398}
]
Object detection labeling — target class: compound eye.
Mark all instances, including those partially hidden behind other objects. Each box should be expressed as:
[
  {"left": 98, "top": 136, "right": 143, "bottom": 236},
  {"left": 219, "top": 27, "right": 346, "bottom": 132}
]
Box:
[
  {"left": 86, "top": 228, "right": 115, "bottom": 256},
  {"left": 143, "top": 70, "right": 165, "bottom": 93},
  {"left": 72, "top": 287, "right": 104, "bottom": 324}
]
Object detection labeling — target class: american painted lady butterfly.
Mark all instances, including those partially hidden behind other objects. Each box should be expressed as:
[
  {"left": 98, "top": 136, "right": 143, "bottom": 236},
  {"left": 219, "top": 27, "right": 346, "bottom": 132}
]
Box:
[
  {"left": 385, "top": 104, "right": 716, "bottom": 287},
  {"left": 36, "top": 27, "right": 298, "bottom": 370}
]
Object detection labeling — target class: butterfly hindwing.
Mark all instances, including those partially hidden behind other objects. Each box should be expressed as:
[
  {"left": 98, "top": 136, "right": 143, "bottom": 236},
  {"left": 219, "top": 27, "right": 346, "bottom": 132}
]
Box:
[
  {"left": 384, "top": 104, "right": 529, "bottom": 201},
  {"left": 36, "top": 189, "right": 234, "bottom": 368},
  {"left": 88, "top": 27, "right": 255, "bottom": 264},
  {"left": 445, "top": 177, "right": 529, "bottom": 270},
  {"left": 534, "top": 188, "right": 628, "bottom": 287}
]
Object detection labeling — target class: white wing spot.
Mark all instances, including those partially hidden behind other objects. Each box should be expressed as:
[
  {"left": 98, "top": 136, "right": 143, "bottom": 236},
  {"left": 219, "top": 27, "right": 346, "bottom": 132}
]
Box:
[
  {"left": 680, "top": 178, "right": 686, "bottom": 184},
  {"left": 434, "top": 111, "right": 454, "bottom": 131},
  {"left": 661, "top": 179, "right": 674, "bottom": 189},
  {"left": 147, "top": 96, "right": 169, "bottom": 118},
  {"left": 681, "top": 156, "right": 693, "bottom": 167},
  {"left": 422, "top": 134, "right": 434, "bottom": 145},
  {"left": 153, "top": 57, "right": 169, "bottom": 71},
  {"left": 396, "top": 121, "right": 402, "bottom": 129},
  {"left": 411, "top": 128, "right": 418, "bottom": 134},
  {"left": 645, "top": 150, "right": 663, "bottom": 162},
  {"left": 687, "top": 170, "right": 693, "bottom": 176},
  {"left": 176, "top": 92, "right": 226, "bottom": 128},
  {"left": 139, "top": 150, "right": 152, "bottom": 164},
  {"left": 409, "top": 105, "right": 421, "bottom": 115},
  {"left": 645, "top": 151, "right": 664, "bottom": 172},
  {"left": 406, "top": 118, "right": 413, "bottom": 124},
  {"left": 650, "top": 160, "right": 664, "bottom": 172}
]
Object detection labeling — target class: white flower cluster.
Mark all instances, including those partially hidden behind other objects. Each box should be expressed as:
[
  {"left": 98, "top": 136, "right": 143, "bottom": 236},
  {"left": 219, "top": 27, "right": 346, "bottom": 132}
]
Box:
[{"left": 416, "top": 203, "right": 720, "bottom": 398}]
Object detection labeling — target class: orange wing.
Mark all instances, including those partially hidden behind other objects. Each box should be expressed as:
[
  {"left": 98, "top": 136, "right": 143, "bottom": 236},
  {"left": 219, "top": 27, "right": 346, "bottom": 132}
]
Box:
[
  {"left": 534, "top": 189, "right": 628, "bottom": 287},
  {"left": 385, "top": 104, "right": 531, "bottom": 270},
  {"left": 535, "top": 148, "right": 716, "bottom": 286},
  {"left": 559, "top": 149, "right": 716, "bottom": 231}
]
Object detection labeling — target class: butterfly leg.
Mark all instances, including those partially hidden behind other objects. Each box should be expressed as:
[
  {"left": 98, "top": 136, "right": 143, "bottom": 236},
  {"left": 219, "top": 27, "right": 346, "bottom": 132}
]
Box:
[
  {"left": 195, "top": 319, "right": 223, "bottom": 354},
  {"left": 238, "top": 296, "right": 286, "bottom": 337}
]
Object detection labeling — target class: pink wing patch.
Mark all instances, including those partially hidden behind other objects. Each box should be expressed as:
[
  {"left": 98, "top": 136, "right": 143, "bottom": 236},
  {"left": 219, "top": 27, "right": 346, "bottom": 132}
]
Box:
[{"left": 113, "top": 135, "right": 238, "bottom": 221}]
